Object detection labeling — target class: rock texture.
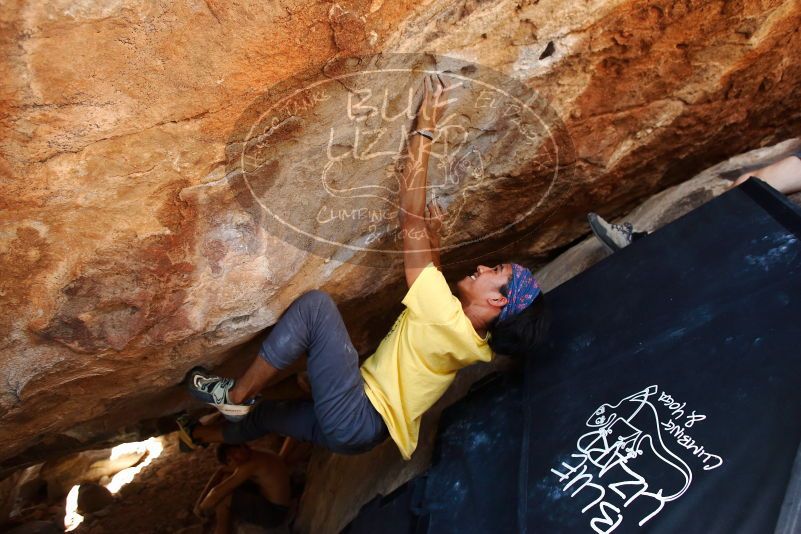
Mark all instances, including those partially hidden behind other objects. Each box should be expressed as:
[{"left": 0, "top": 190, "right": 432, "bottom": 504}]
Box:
[
  {"left": 1, "top": 432, "right": 298, "bottom": 533},
  {"left": 2, "top": 0, "right": 801, "bottom": 474}
]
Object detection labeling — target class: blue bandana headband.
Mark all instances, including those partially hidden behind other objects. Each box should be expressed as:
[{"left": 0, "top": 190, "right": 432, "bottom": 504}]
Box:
[{"left": 498, "top": 263, "right": 541, "bottom": 322}]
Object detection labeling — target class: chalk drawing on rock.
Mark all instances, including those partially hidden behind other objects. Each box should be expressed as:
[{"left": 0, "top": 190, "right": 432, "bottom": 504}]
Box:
[{"left": 550, "top": 385, "right": 723, "bottom": 533}]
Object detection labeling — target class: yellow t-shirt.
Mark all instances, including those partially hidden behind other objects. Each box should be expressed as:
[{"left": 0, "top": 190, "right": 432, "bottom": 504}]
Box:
[{"left": 360, "top": 263, "right": 493, "bottom": 459}]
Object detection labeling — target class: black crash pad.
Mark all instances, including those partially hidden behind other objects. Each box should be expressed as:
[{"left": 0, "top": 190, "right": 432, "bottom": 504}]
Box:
[
  {"left": 522, "top": 179, "right": 801, "bottom": 533},
  {"left": 422, "top": 373, "right": 525, "bottom": 533},
  {"left": 345, "top": 179, "right": 801, "bottom": 534},
  {"left": 342, "top": 476, "right": 427, "bottom": 534}
]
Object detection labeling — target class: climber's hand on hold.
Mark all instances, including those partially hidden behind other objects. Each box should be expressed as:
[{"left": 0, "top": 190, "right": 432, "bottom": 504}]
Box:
[{"left": 417, "top": 74, "right": 451, "bottom": 131}]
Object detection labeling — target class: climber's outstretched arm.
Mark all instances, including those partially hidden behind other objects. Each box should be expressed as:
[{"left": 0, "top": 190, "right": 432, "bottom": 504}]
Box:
[{"left": 400, "top": 74, "right": 449, "bottom": 287}]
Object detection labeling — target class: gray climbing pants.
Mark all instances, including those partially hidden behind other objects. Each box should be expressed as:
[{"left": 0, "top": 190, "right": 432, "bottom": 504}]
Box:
[{"left": 222, "top": 290, "right": 388, "bottom": 454}]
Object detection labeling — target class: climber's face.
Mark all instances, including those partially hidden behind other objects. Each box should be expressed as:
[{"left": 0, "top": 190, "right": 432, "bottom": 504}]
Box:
[{"left": 456, "top": 263, "right": 512, "bottom": 310}]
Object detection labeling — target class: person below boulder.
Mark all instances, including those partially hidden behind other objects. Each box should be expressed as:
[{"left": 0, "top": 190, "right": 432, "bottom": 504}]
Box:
[{"left": 194, "top": 443, "right": 291, "bottom": 534}]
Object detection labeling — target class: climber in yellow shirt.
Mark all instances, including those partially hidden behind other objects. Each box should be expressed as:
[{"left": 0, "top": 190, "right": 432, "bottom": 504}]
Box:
[{"left": 182, "top": 75, "right": 547, "bottom": 460}]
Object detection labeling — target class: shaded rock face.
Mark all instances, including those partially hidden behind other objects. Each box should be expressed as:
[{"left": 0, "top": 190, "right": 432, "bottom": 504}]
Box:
[{"left": 1, "top": 0, "right": 800, "bottom": 470}]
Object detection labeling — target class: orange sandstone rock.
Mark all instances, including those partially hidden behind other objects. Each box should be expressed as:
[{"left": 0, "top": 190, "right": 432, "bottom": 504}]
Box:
[{"left": 0, "top": 0, "right": 800, "bottom": 472}]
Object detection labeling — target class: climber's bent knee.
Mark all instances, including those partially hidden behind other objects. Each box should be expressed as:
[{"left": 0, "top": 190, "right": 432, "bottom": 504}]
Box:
[
  {"left": 297, "top": 289, "right": 334, "bottom": 308},
  {"left": 257, "top": 289, "right": 341, "bottom": 370}
]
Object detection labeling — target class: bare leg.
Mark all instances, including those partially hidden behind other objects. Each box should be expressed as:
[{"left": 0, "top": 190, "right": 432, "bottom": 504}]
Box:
[
  {"left": 214, "top": 494, "right": 232, "bottom": 534},
  {"left": 229, "top": 356, "right": 280, "bottom": 405}
]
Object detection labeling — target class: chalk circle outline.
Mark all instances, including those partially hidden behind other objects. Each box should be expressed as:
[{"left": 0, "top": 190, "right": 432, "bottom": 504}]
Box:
[{"left": 237, "top": 57, "right": 569, "bottom": 258}]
